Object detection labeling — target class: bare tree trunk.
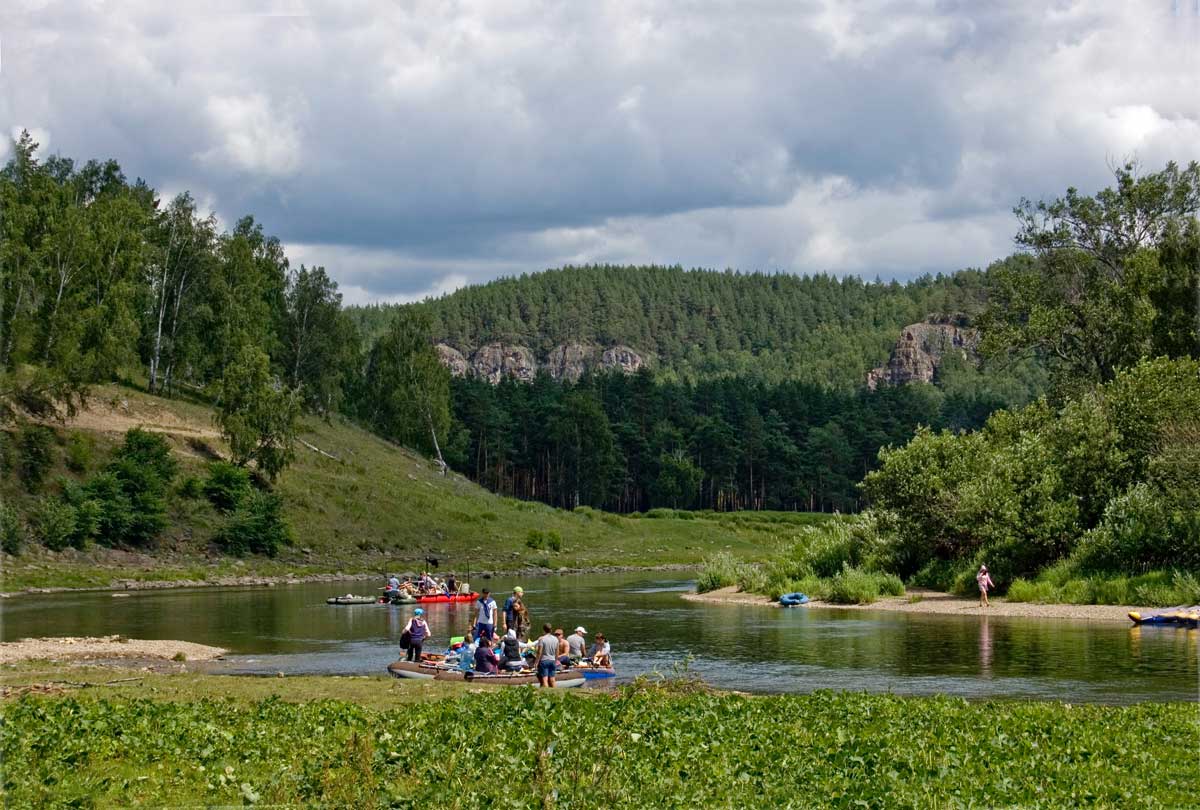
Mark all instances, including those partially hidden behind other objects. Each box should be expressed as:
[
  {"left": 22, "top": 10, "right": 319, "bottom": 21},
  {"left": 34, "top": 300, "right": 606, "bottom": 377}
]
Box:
[
  {"left": 426, "top": 409, "right": 447, "bottom": 475},
  {"left": 149, "top": 263, "right": 169, "bottom": 392}
]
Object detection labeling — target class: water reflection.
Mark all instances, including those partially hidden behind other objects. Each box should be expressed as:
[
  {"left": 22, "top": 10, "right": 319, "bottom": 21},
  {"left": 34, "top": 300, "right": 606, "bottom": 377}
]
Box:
[{"left": 2, "top": 574, "right": 1195, "bottom": 704}]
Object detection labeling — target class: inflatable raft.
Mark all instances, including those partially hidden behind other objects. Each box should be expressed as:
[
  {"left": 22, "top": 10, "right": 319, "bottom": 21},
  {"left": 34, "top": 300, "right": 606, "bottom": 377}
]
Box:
[
  {"left": 1128, "top": 608, "right": 1199, "bottom": 628},
  {"left": 326, "top": 595, "right": 378, "bottom": 605},
  {"left": 778, "top": 592, "right": 810, "bottom": 607},
  {"left": 387, "top": 660, "right": 585, "bottom": 687},
  {"left": 379, "top": 591, "right": 477, "bottom": 605}
]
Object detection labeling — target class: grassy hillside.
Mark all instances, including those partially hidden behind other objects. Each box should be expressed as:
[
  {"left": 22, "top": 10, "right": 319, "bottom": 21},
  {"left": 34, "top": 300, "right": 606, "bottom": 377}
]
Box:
[{"left": 0, "top": 385, "right": 831, "bottom": 590}]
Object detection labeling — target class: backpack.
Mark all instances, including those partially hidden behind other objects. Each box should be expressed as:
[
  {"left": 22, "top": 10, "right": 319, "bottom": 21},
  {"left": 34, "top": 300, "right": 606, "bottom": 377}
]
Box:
[{"left": 399, "top": 630, "right": 412, "bottom": 650}]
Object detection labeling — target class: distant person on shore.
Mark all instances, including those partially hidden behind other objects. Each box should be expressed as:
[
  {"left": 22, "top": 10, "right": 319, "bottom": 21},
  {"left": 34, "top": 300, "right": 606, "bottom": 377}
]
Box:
[
  {"left": 566, "top": 627, "right": 587, "bottom": 661},
  {"left": 535, "top": 623, "right": 560, "bottom": 687},
  {"left": 977, "top": 565, "right": 995, "bottom": 608},
  {"left": 475, "top": 589, "right": 498, "bottom": 641},
  {"left": 591, "top": 633, "right": 611, "bottom": 667},
  {"left": 402, "top": 609, "right": 429, "bottom": 662}
]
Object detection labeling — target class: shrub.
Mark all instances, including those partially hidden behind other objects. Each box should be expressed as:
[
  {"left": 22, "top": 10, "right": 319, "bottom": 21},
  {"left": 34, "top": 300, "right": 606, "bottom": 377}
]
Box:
[
  {"left": 695, "top": 551, "right": 766, "bottom": 594},
  {"left": 17, "top": 424, "right": 56, "bottom": 492},
  {"left": 30, "top": 498, "right": 76, "bottom": 551},
  {"left": 78, "top": 472, "right": 134, "bottom": 546},
  {"left": 105, "top": 458, "right": 168, "bottom": 546},
  {"left": 825, "top": 566, "right": 882, "bottom": 605},
  {"left": 65, "top": 431, "right": 94, "bottom": 473},
  {"left": 204, "top": 461, "right": 253, "bottom": 513},
  {"left": 176, "top": 476, "right": 204, "bottom": 500},
  {"left": 0, "top": 503, "right": 24, "bottom": 556},
  {"left": 114, "top": 429, "right": 178, "bottom": 485},
  {"left": 213, "top": 491, "right": 292, "bottom": 557},
  {"left": 525, "top": 529, "right": 562, "bottom": 552}
]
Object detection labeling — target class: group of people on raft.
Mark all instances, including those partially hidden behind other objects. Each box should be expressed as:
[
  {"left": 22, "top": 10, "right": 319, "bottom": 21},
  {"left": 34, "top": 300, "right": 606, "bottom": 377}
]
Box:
[
  {"left": 399, "top": 584, "right": 612, "bottom": 686},
  {"left": 383, "top": 571, "right": 461, "bottom": 599}
]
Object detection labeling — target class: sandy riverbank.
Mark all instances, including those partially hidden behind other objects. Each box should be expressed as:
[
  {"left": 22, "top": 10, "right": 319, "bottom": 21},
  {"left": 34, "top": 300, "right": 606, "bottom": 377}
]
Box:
[
  {"left": 682, "top": 586, "right": 1149, "bottom": 622},
  {"left": 0, "top": 635, "right": 227, "bottom": 664}
]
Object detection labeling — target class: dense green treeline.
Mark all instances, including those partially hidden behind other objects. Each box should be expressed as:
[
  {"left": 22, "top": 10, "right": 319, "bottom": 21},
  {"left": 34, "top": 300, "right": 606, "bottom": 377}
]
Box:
[
  {"left": 349, "top": 265, "right": 996, "bottom": 387},
  {"left": 0, "top": 131, "right": 1036, "bottom": 547},
  {"left": 701, "top": 161, "right": 1200, "bottom": 604},
  {"left": 0, "top": 132, "right": 360, "bottom": 422},
  {"left": 447, "top": 370, "right": 1008, "bottom": 514}
]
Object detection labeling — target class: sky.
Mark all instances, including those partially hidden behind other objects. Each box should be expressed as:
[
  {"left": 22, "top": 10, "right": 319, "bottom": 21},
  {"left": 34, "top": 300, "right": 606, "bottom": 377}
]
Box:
[{"left": 3, "top": 1, "right": 1198, "bottom": 305}]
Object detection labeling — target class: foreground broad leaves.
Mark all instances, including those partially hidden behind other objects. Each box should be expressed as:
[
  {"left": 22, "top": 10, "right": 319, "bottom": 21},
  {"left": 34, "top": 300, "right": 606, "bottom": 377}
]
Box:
[{"left": 1, "top": 686, "right": 1194, "bottom": 809}]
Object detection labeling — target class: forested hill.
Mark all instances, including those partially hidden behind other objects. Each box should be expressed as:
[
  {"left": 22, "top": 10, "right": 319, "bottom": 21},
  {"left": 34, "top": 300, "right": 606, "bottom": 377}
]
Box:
[{"left": 347, "top": 265, "right": 993, "bottom": 388}]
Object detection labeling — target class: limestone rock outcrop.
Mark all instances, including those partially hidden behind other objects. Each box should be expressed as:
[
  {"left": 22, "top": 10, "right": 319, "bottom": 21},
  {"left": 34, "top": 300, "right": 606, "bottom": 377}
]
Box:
[
  {"left": 866, "top": 316, "right": 980, "bottom": 390},
  {"left": 434, "top": 340, "right": 647, "bottom": 384},
  {"left": 544, "top": 343, "right": 599, "bottom": 383},
  {"left": 434, "top": 344, "right": 470, "bottom": 378},
  {"left": 600, "top": 345, "right": 645, "bottom": 374},
  {"left": 470, "top": 343, "right": 537, "bottom": 384}
]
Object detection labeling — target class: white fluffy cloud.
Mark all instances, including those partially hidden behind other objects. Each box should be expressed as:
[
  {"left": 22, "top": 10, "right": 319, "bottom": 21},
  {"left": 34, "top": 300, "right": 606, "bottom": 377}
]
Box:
[{"left": 2, "top": 0, "right": 1197, "bottom": 300}]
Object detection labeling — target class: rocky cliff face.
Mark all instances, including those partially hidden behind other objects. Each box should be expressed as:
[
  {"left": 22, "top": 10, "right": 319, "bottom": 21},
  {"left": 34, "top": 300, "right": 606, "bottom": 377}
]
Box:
[
  {"left": 600, "top": 345, "right": 644, "bottom": 375},
  {"left": 434, "top": 344, "right": 470, "bottom": 378},
  {"left": 866, "top": 317, "right": 980, "bottom": 390},
  {"left": 545, "top": 343, "right": 598, "bottom": 383},
  {"left": 470, "top": 343, "right": 538, "bottom": 384},
  {"left": 435, "top": 341, "right": 646, "bottom": 384}
]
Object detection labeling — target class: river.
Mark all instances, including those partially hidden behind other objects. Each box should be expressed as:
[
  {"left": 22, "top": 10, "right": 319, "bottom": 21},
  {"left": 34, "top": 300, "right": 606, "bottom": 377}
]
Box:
[{"left": 3, "top": 572, "right": 1194, "bottom": 704}]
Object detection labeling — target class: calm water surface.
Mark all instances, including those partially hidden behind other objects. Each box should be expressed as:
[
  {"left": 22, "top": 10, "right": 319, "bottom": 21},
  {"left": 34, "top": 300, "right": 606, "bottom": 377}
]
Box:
[{"left": 3, "top": 573, "right": 1196, "bottom": 704}]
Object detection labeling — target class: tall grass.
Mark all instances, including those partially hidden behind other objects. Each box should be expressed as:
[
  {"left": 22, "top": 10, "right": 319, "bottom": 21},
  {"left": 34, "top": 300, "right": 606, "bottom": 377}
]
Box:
[
  {"left": 696, "top": 515, "right": 905, "bottom": 604},
  {"left": 1007, "top": 569, "right": 1200, "bottom": 606}
]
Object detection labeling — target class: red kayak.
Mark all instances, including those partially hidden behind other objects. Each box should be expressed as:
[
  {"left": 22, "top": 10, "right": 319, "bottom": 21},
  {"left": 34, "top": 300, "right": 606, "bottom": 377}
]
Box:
[{"left": 414, "top": 592, "right": 478, "bottom": 604}]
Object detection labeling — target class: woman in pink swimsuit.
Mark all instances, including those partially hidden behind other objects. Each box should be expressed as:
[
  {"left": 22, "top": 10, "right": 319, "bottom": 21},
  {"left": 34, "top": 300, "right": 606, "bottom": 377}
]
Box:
[{"left": 976, "top": 565, "right": 995, "bottom": 607}]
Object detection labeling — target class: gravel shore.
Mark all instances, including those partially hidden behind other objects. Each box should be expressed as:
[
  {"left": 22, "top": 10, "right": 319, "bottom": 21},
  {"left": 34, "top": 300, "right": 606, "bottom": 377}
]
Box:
[
  {"left": 0, "top": 635, "right": 227, "bottom": 663},
  {"left": 682, "top": 586, "right": 1148, "bottom": 622}
]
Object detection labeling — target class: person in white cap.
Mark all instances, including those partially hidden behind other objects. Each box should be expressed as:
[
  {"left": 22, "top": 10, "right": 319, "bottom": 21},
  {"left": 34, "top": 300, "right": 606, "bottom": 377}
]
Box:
[{"left": 566, "top": 626, "right": 588, "bottom": 661}]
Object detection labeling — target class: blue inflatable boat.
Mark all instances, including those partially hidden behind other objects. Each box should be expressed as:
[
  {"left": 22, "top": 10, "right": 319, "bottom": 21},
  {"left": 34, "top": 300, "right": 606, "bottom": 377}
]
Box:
[{"left": 778, "top": 592, "right": 809, "bottom": 607}]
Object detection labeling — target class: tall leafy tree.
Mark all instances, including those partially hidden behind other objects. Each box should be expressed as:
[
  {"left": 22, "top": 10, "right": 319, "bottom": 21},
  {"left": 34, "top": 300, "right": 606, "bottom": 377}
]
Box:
[
  {"left": 216, "top": 345, "right": 300, "bottom": 482},
  {"left": 280, "top": 265, "right": 359, "bottom": 415},
  {"left": 359, "top": 309, "right": 451, "bottom": 472},
  {"left": 982, "top": 161, "right": 1200, "bottom": 387}
]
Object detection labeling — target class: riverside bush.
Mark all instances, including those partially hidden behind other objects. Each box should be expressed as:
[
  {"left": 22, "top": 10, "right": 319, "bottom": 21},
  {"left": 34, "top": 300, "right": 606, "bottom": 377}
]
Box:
[
  {"left": 204, "top": 461, "right": 253, "bottom": 512},
  {"left": 214, "top": 491, "right": 292, "bottom": 557},
  {"left": 0, "top": 503, "right": 24, "bottom": 555},
  {"left": 1, "top": 690, "right": 1194, "bottom": 808},
  {"left": 863, "top": 358, "right": 1200, "bottom": 583},
  {"left": 64, "top": 431, "right": 94, "bottom": 472},
  {"left": 16, "top": 423, "right": 55, "bottom": 492},
  {"left": 525, "top": 529, "right": 563, "bottom": 552},
  {"left": 30, "top": 497, "right": 76, "bottom": 551},
  {"left": 1007, "top": 569, "right": 1200, "bottom": 606}
]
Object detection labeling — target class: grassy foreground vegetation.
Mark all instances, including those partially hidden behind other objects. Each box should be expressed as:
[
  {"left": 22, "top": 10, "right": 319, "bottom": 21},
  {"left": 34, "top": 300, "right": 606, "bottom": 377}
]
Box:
[
  {"left": 1, "top": 385, "right": 832, "bottom": 591},
  {"left": 1, "top": 672, "right": 1194, "bottom": 808}
]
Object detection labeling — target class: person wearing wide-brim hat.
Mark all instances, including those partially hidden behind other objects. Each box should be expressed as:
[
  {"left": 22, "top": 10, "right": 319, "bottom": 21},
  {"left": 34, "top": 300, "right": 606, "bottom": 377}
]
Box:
[{"left": 976, "top": 565, "right": 995, "bottom": 608}]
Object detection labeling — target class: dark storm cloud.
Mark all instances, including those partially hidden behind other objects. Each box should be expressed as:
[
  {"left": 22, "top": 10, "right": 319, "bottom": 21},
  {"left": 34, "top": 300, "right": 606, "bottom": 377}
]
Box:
[{"left": 3, "top": 0, "right": 1197, "bottom": 302}]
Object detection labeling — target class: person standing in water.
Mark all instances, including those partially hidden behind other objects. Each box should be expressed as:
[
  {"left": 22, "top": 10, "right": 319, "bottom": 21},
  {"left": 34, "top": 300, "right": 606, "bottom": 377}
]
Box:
[
  {"left": 475, "top": 588, "right": 498, "bottom": 641},
  {"left": 534, "top": 623, "right": 560, "bottom": 687},
  {"left": 977, "top": 565, "right": 995, "bottom": 608},
  {"left": 503, "top": 586, "right": 524, "bottom": 634},
  {"left": 403, "top": 608, "right": 429, "bottom": 662}
]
